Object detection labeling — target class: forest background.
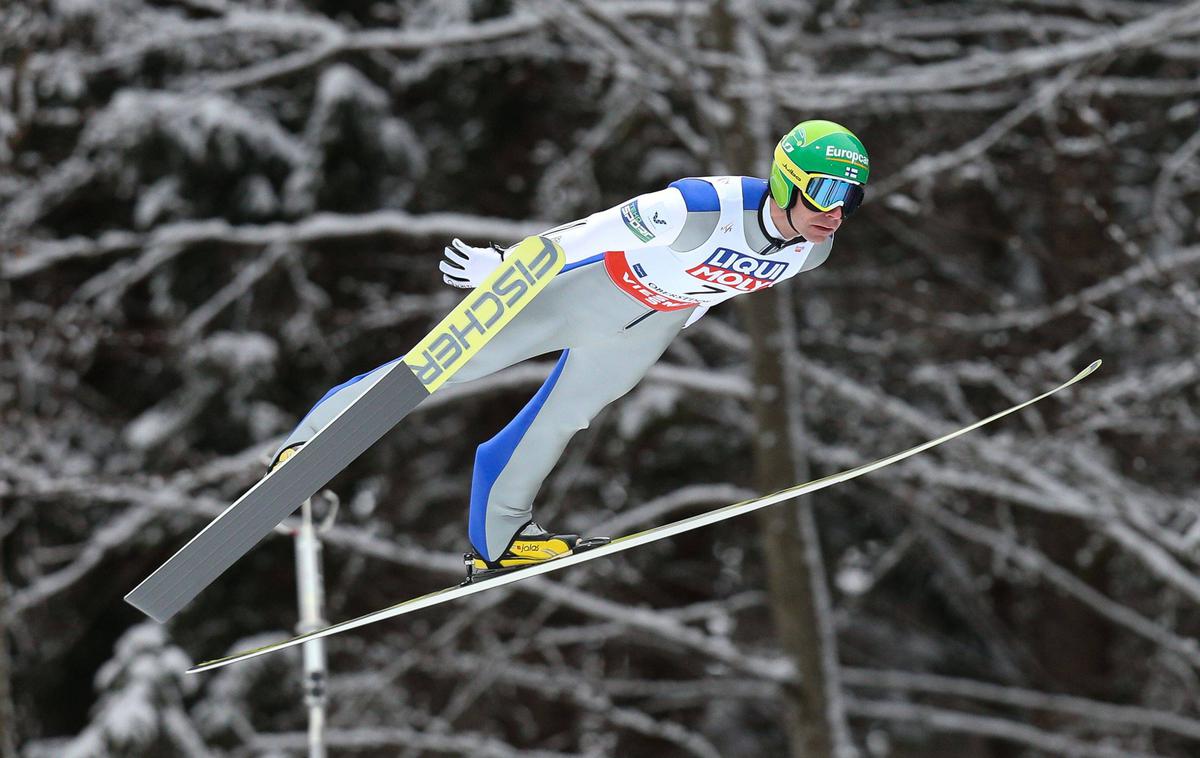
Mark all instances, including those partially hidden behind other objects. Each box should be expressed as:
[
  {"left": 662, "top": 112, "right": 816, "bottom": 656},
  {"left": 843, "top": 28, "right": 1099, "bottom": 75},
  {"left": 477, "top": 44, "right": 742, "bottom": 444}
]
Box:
[{"left": 3, "top": 1, "right": 1200, "bottom": 756}]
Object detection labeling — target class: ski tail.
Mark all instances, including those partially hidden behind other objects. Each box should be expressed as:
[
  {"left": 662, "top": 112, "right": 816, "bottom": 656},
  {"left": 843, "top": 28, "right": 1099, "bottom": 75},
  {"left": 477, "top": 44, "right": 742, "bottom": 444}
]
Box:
[
  {"left": 126, "top": 236, "right": 566, "bottom": 623},
  {"left": 186, "top": 360, "right": 1100, "bottom": 673}
]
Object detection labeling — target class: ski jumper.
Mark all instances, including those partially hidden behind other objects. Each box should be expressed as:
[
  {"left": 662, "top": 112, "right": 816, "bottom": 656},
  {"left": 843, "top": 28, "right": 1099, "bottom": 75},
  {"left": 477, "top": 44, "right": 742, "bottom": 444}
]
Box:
[{"left": 277, "top": 176, "right": 835, "bottom": 560}]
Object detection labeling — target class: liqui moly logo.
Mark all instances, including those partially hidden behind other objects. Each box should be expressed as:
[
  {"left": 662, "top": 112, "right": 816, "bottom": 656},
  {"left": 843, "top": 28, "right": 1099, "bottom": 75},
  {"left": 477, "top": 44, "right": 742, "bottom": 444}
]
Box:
[{"left": 686, "top": 249, "right": 787, "bottom": 292}]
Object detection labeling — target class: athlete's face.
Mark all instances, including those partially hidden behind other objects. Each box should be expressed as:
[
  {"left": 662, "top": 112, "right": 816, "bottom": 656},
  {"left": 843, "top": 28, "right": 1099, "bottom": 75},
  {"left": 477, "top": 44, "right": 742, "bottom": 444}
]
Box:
[{"left": 770, "top": 197, "right": 843, "bottom": 243}]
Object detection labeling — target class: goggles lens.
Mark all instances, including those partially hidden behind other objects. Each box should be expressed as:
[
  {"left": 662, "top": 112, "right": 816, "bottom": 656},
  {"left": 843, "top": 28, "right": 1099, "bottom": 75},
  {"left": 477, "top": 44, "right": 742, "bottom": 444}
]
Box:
[{"left": 799, "top": 175, "right": 865, "bottom": 216}]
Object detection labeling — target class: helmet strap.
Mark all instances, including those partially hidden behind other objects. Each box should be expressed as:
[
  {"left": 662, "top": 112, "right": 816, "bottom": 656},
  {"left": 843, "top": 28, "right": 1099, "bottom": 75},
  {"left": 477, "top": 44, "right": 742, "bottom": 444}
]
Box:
[{"left": 784, "top": 189, "right": 803, "bottom": 238}]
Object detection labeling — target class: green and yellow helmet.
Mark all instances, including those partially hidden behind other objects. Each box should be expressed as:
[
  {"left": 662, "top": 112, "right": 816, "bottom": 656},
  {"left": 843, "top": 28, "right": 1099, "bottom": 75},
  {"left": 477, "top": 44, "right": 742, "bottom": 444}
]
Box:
[{"left": 769, "top": 120, "right": 869, "bottom": 215}]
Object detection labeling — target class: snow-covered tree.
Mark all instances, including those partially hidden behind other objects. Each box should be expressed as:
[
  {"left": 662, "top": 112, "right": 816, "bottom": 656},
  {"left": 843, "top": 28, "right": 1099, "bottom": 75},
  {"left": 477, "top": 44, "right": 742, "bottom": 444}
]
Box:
[
  {"left": 4, "top": 0, "right": 1200, "bottom": 756},
  {"left": 61, "top": 624, "right": 205, "bottom": 758}
]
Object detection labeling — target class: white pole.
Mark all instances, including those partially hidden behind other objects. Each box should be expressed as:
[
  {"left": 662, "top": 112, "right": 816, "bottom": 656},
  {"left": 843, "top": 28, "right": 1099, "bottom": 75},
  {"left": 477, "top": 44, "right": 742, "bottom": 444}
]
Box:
[{"left": 294, "top": 498, "right": 328, "bottom": 758}]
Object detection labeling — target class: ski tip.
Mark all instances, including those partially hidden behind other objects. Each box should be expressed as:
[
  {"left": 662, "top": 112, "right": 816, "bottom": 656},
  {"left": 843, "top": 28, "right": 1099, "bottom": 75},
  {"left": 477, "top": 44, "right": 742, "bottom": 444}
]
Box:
[
  {"left": 1079, "top": 359, "right": 1102, "bottom": 379},
  {"left": 1060, "top": 359, "right": 1101, "bottom": 388}
]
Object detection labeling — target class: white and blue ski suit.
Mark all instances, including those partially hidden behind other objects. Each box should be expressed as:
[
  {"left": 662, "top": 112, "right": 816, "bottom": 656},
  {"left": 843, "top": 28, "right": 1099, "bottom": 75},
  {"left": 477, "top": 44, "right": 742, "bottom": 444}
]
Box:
[{"left": 278, "top": 176, "right": 835, "bottom": 561}]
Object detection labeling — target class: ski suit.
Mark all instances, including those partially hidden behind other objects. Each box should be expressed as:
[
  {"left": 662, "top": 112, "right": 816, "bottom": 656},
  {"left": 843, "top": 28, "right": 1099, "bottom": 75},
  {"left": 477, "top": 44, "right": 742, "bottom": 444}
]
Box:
[{"left": 278, "top": 176, "right": 834, "bottom": 561}]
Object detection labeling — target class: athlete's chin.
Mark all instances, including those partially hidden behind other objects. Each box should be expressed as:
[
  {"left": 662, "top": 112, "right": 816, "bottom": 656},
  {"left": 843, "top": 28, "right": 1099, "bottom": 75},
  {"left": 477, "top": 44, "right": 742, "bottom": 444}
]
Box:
[{"left": 803, "top": 227, "right": 836, "bottom": 243}]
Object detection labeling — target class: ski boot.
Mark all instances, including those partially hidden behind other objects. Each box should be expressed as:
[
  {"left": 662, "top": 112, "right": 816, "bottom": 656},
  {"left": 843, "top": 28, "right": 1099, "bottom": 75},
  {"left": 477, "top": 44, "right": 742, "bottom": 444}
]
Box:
[
  {"left": 462, "top": 522, "right": 610, "bottom": 584},
  {"left": 267, "top": 443, "right": 303, "bottom": 474}
]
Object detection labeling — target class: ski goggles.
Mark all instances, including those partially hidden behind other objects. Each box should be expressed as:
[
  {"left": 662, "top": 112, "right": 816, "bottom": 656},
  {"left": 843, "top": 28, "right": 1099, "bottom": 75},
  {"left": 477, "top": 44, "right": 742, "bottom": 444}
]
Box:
[
  {"left": 774, "top": 150, "right": 866, "bottom": 215},
  {"left": 796, "top": 174, "right": 865, "bottom": 216}
]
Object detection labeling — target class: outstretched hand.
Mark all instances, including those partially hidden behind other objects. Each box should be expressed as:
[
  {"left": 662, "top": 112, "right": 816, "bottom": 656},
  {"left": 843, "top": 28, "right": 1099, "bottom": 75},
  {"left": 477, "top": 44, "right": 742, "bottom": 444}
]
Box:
[{"left": 440, "top": 238, "right": 504, "bottom": 289}]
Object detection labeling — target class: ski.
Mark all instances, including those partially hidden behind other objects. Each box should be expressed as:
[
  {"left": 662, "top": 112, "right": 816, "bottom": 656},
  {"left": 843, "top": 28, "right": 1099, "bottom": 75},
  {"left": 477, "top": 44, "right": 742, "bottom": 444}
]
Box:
[
  {"left": 125, "top": 236, "right": 566, "bottom": 624},
  {"left": 187, "top": 359, "right": 1101, "bottom": 673}
]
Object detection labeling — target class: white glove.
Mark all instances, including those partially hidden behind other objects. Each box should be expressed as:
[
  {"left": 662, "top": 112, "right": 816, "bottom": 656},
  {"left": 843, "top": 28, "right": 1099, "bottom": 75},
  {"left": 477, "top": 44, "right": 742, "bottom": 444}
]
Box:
[{"left": 440, "top": 238, "right": 504, "bottom": 289}]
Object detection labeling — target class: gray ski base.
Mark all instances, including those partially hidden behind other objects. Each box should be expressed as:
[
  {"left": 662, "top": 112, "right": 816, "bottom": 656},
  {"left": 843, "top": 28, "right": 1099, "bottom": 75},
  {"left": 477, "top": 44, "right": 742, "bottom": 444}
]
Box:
[{"left": 125, "top": 365, "right": 429, "bottom": 623}]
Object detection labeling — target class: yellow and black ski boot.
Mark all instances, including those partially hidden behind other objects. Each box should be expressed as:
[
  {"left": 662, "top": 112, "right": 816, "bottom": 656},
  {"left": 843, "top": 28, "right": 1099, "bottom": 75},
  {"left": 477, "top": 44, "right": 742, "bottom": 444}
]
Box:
[
  {"left": 267, "top": 443, "right": 304, "bottom": 474},
  {"left": 462, "top": 522, "right": 609, "bottom": 584}
]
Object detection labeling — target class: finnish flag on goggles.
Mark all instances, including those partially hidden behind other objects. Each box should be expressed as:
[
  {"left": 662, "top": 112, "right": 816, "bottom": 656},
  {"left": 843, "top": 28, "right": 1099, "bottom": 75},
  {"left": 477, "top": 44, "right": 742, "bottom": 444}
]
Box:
[{"left": 803, "top": 176, "right": 864, "bottom": 213}]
